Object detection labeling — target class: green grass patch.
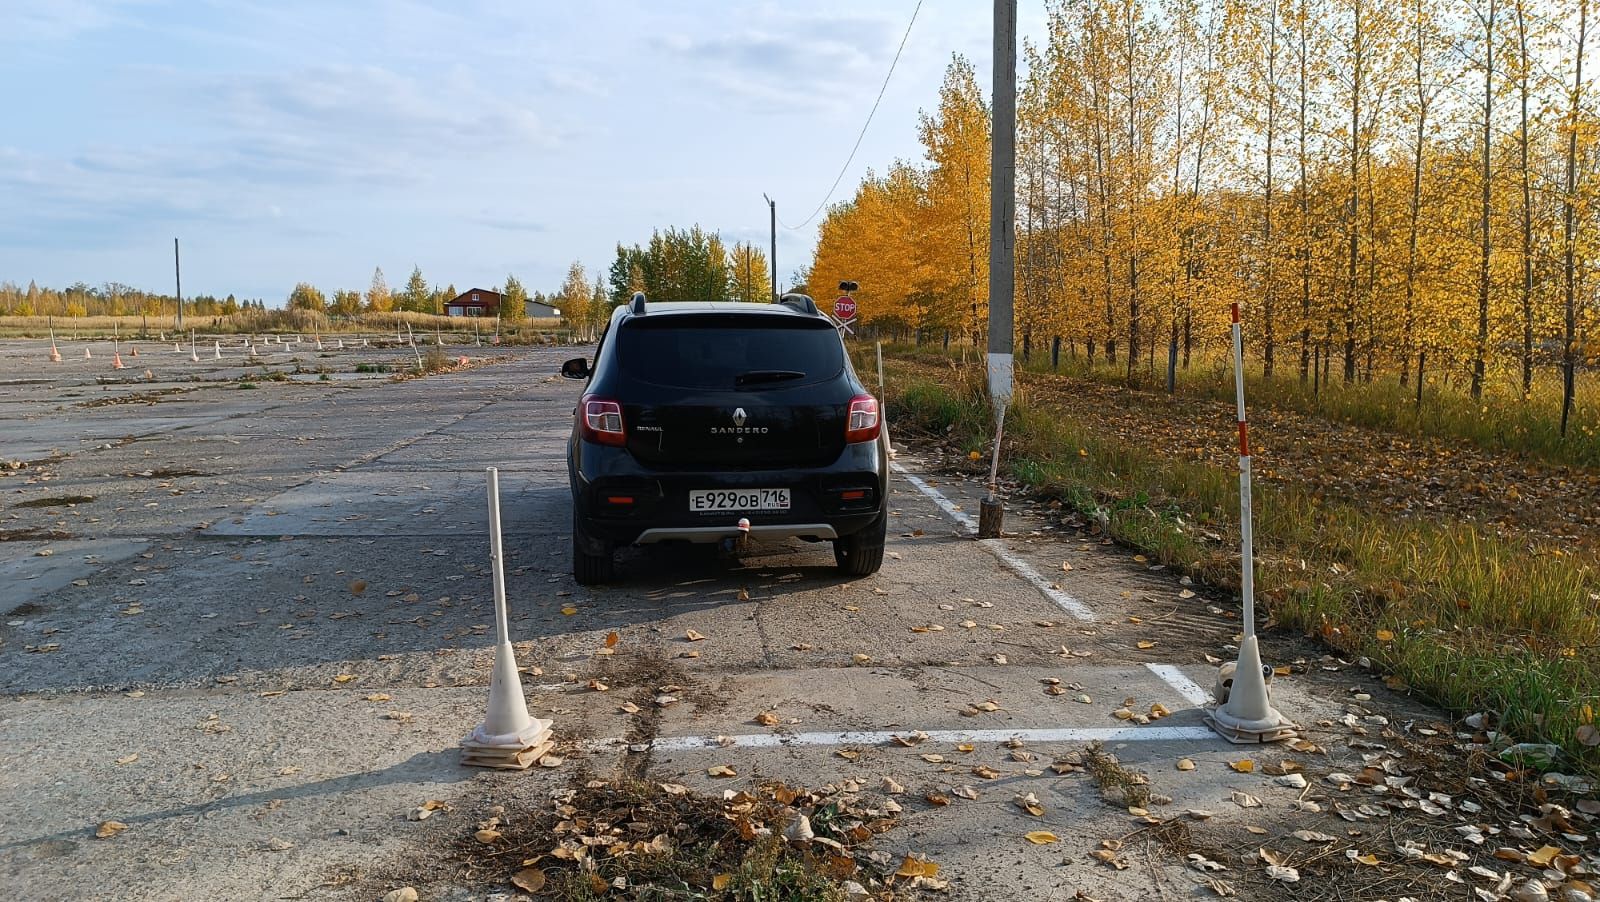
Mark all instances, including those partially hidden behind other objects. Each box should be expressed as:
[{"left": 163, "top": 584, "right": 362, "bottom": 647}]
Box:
[{"left": 882, "top": 358, "right": 1600, "bottom": 775}]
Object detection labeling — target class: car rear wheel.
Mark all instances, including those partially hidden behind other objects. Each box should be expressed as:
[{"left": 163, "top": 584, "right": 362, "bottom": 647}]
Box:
[
  {"left": 833, "top": 510, "right": 886, "bottom": 577},
  {"left": 572, "top": 513, "right": 614, "bottom": 585}
]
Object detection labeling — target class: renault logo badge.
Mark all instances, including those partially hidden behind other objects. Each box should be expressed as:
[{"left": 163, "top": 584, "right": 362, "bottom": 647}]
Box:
[{"left": 732, "top": 408, "right": 747, "bottom": 427}]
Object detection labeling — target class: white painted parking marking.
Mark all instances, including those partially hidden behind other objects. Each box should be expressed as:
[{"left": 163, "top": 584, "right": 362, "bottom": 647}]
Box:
[
  {"left": 586, "top": 725, "right": 1218, "bottom": 753},
  {"left": 977, "top": 538, "right": 1095, "bottom": 621},
  {"left": 1145, "top": 663, "right": 1212, "bottom": 707},
  {"left": 891, "top": 462, "right": 1093, "bottom": 621},
  {"left": 890, "top": 463, "right": 978, "bottom": 531}
]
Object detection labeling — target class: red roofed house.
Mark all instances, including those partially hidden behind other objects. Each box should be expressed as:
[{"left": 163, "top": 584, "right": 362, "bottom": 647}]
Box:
[{"left": 445, "top": 288, "right": 502, "bottom": 317}]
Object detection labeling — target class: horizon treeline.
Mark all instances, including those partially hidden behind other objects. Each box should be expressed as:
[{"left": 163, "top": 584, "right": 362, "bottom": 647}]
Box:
[{"left": 808, "top": 0, "right": 1600, "bottom": 426}]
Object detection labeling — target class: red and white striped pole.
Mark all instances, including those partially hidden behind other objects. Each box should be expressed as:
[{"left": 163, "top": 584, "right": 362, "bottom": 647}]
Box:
[
  {"left": 1230, "top": 302, "right": 1256, "bottom": 640},
  {"left": 1206, "top": 302, "right": 1296, "bottom": 743}
]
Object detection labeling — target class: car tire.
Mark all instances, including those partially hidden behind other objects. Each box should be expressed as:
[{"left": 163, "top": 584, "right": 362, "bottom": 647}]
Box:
[
  {"left": 572, "top": 513, "right": 614, "bottom": 585},
  {"left": 833, "top": 509, "right": 887, "bottom": 577}
]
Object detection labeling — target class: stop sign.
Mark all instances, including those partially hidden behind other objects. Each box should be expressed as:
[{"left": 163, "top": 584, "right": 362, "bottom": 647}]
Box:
[{"left": 834, "top": 295, "right": 857, "bottom": 320}]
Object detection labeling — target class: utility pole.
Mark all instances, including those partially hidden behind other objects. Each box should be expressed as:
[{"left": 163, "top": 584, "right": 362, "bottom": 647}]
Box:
[
  {"left": 763, "top": 194, "right": 778, "bottom": 299},
  {"left": 174, "top": 238, "right": 184, "bottom": 330},
  {"left": 978, "top": 0, "right": 1017, "bottom": 539}
]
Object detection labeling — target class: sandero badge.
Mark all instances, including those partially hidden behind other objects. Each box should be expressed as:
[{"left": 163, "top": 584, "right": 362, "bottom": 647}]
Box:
[{"left": 560, "top": 292, "right": 888, "bottom": 585}]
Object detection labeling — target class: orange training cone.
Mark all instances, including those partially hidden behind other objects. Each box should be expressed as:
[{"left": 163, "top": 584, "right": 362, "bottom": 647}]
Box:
[{"left": 112, "top": 353, "right": 126, "bottom": 370}]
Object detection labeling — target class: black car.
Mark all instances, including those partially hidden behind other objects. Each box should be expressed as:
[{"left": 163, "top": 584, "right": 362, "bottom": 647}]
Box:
[{"left": 560, "top": 293, "right": 888, "bottom": 584}]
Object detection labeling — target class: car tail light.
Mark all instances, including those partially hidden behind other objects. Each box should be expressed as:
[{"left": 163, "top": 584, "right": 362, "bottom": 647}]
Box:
[
  {"left": 580, "top": 397, "right": 626, "bottom": 446},
  {"left": 845, "top": 394, "right": 880, "bottom": 443}
]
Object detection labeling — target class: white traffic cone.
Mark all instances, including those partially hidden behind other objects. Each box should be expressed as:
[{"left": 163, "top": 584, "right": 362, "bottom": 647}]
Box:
[
  {"left": 249, "top": 343, "right": 259, "bottom": 358},
  {"left": 461, "top": 468, "right": 554, "bottom": 769},
  {"left": 48, "top": 333, "right": 61, "bottom": 363},
  {"left": 190, "top": 345, "right": 200, "bottom": 362},
  {"left": 84, "top": 346, "right": 93, "bottom": 359},
  {"left": 173, "top": 343, "right": 182, "bottom": 353},
  {"left": 315, "top": 336, "right": 324, "bottom": 350},
  {"left": 142, "top": 369, "right": 154, "bottom": 381},
  {"left": 213, "top": 341, "right": 222, "bottom": 359},
  {"left": 335, "top": 338, "right": 344, "bottom": 349},
  {"left": 1206, "top": 634, "right": 1296, "bottom": 743}
]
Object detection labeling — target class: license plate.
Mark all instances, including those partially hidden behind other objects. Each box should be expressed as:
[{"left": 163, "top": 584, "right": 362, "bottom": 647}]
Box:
[{"left": 689, "top": 488, "right": 790, "bottom": 512}]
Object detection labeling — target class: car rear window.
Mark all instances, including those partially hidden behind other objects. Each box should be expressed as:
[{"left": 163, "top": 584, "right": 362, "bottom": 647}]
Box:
[{"left": 615, "top": 314, "right": 845, "bottom": 391}]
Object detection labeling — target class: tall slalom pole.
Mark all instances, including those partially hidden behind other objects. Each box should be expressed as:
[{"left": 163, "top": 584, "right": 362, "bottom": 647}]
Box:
[
  {"left": 1206, "top": 302, "right": 1297, "bottom": 744},
  {"left": 461, "top": 467, "right": 554, "bottom": 769}
]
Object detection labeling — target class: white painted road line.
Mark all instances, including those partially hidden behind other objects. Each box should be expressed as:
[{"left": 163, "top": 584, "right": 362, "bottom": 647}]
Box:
[
  {"left": 1145, "top": 663, "right": 1212, "bottom": 707},
  {"left": 586, "top": 725, "right": 1219, "bottom": 753},
  {"left": 891, "top": 461, "right": 1093, "bottom": 621},
  {"left": 891, "top": 463, "right": 977, "bottom": 531},
  {"left": 978, "top": 538, "right": 1095, "bottom": 621}
]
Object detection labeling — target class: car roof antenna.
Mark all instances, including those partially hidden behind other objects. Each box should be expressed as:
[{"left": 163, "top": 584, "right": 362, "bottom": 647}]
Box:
[{"left": 630, "top": 292, "right": 647, "bottom": 315}]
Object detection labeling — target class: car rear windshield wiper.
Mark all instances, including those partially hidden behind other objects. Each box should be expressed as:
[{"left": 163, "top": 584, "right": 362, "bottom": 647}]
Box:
[{"left": 733, "top": 369, "right": 806, "bottom": 387}]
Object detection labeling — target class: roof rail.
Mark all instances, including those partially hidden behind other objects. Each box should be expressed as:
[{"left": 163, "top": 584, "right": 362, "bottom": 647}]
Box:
[
  {"left": 776, "top": 293, "right": 819, "bottom": 316},
  {"left": 629, "top": 292, "right": 647, "bottom": 315}
]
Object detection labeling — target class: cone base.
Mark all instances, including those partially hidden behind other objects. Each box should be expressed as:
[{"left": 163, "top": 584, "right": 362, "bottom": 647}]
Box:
[
  {"left": 1205, "top": 709, "right": 1298, "bottom": 744},
  {"left": 461, "top": 738, "right": 554, "bottom": 770}
]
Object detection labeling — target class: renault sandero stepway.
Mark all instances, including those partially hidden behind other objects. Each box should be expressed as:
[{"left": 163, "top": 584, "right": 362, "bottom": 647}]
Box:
[{"left": 561, "top": 293, "right": 887, "bottom": 584}]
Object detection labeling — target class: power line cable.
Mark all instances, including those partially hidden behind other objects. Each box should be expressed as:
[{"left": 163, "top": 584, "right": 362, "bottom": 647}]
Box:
[{"left": 776, "top": 0, "right": 923, "bottom": 231}]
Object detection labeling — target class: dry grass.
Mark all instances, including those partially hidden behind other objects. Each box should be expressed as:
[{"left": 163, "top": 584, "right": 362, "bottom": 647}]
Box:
[
  {"left": 880, "top": 354, "right": 1600, "bottom": 776},
  {"left": 0, "top": 310, "right": 566, "bottom": 340}
]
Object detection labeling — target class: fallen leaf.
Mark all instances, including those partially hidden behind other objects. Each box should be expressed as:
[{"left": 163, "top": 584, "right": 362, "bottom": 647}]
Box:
[
  {"left": 1015, "top": 793, "right": 1045, "bottom": 816},
  {"left": 895, "top": 855, "right": 940, "bottom": 878},
  {"left": 560, "top": 606, "right": 577, "bottom": 616},
  {"left": 837, "top": 749, "right": 860, "bottom": 761},
  {"left": 1230, "top": 759, "right": 1255, "bottom": 773},
  {"left": 382, "top": 888, "right": 419, "bottom": 902},
  {"left": 755, "top": 710, "right": 779, "bottom": 726},
  {"left": 95, "top": 820, "right": 128, "bottom": 839},
  {"left": 1230, "top": 791, "right": 1262, "bottom": 808},
  {"left": 364, "top": 693, "right": 392, "bottom": 702},
  {"left": 604, "top": 631, "right": 619, "bottom": 648},
  {"left": 685, "top": 629, "right": 707, "bottom": 641},
  {"left": 1265, "top": 865, "right": 1300, "bottom": 883},
  {"left": 1291, "top": 830, "right": 1336, "bottom": 843},
  {"left": 511, "top": 868, "right": 546, "bottom": 892},
  {"left": 1376, "top": 629, "right": 1395, "bottom": 642},
  {"left": 1526, "top": 845, "right": 1562, "bottom": 868},
  {"left": 475, "top": 828, "right": 503, "bottom": 843},
  {"left": 1024, "top": 831, "right": 1060, "bottom": 845},
  {"left": 1177, "top": 758, "right": 1196, "bottom": 771},
  {"left": 925, "top": 792, "right": 950, "bottom": 806},
  {"left": 712, "top": 873, "right": 733, "bottom": 891},
  {"left": 1137, "top": 640, "right": 1157, "bottom": 650},
  {"left": 349, "top": 580, "right": 367, "bottom": 596},
  {"left": 707, "top": 764, "right": 737, "bottom": 778},
  {"left": 114, "top": 753, "right": 139, "bottom": 766}
]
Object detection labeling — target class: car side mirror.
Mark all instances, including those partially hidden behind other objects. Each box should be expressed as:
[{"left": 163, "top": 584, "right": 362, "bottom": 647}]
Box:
[{"left": 561, "top": 357, "right": 590, "bottom": 380}]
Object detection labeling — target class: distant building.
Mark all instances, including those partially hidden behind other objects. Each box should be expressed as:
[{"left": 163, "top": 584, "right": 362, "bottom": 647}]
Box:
[
  {"left": 445, "top": 288, "right": 502, "bottom": 317},
  {"left": 526, "top": 299, "right": 562, "bottom": 319}
]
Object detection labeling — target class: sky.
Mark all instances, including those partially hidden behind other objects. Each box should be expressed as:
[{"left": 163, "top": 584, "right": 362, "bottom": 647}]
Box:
[{"left": 0, "top": 0, "right": 1047, "bottom": 305}]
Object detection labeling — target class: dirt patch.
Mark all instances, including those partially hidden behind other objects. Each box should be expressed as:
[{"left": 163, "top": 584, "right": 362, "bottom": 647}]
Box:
[
  {"left": 0, "top": 527, "right": 72, "bottom": 542},
  {"left": 77, "top": 388, "right": 188, "bottom": 408},
  {"left": 14, "top": 495, "right": 93, "bottom": 508},
  {"left": 128, "top": 467, "right": 212, "bottom": 478},
  {"left": 414, "top": 773, "right": 926, "bottom": 900},
  {"left": 8, "top": 602, "right": 43, "bottom": 616}
]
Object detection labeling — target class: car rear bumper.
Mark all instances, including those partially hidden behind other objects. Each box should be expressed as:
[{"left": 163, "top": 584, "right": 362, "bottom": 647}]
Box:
[{"left": 570, "top": 438, "right": 887, "bottom": 548}]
